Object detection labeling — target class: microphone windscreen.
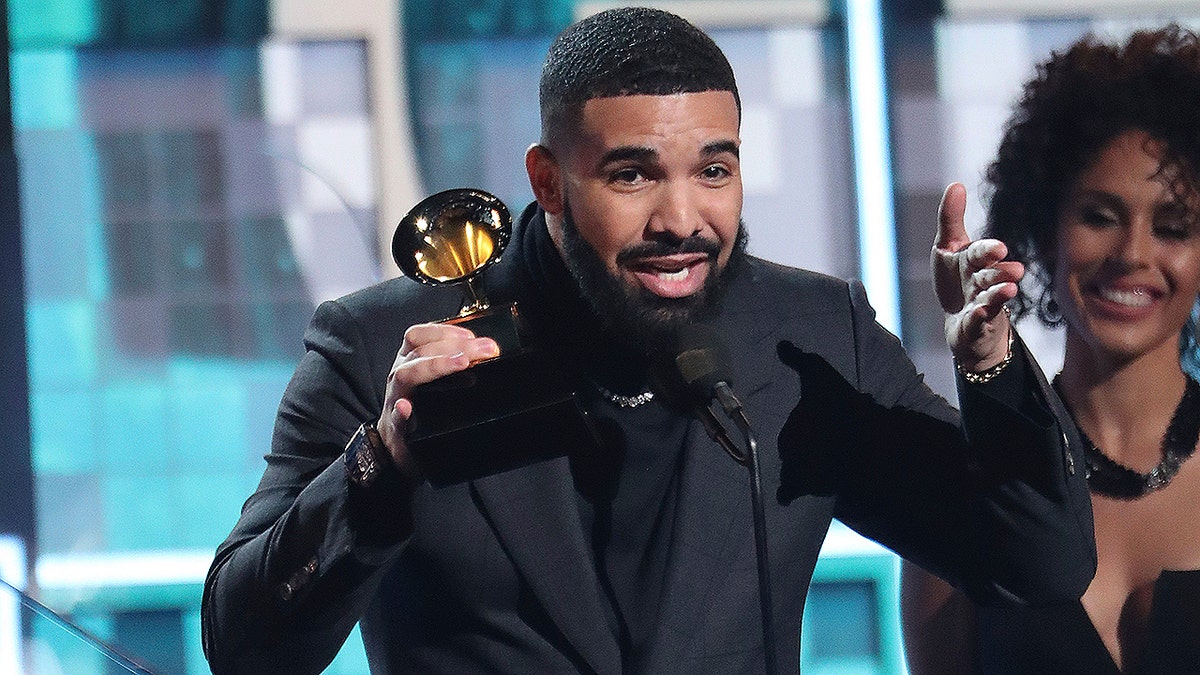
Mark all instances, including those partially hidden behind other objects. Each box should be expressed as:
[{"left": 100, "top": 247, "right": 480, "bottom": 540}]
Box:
[{"left": 672, "top": 323, "right": 732, "bottom": 401}]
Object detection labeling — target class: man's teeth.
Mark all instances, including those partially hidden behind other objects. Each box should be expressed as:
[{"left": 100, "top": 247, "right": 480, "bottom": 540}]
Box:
[
  {"left": 656, "top": 267, "right": 689, "bottom": 281},
  {"left": 1099, "top": 287, "right": 1152, "bottom": 307}
]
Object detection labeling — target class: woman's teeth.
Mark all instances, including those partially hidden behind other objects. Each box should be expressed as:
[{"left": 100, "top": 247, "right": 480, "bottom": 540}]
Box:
[{"left": 1099, "top": 287, "right": 1152, "bottom": 307}]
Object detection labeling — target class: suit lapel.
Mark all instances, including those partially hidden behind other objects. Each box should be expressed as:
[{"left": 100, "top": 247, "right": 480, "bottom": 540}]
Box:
[
  {"left": 472, "top": 457, "right": 622, "bottom": 674},
  {"left": 643, "top": 417, "right": 751, "bottom": 668}
]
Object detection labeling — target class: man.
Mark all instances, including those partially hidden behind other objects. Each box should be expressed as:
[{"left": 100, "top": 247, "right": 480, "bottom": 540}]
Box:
[{"left": 202, "top": 7, "right": 1095, "bottom": 674}]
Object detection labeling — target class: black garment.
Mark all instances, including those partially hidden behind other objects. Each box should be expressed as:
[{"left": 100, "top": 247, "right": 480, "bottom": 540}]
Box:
[
  {"left": 519, "top": 204, "right": 695, "bottom": 665},
  {"left": 202, "top": 203, "right": 1096, "bottom": 675},
  {"left": 579, "top": 401, "right": 688, "bottom": 668},
  {"left": 976, "top": 570, "right": 1200, "bottom": 674}
]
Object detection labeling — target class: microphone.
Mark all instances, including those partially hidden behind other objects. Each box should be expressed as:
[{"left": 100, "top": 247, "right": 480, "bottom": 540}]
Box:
[
  {"left": 665, "top": 324, "right": 777, "bottom": 673},
  {"left": 671, "top": 324, "right": 749, "bottom": 430}
]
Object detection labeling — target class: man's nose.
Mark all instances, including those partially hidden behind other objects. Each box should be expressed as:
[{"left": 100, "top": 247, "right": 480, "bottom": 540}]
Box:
[{"left": 647, "top": 183, "right": 703, "bottom": 240}]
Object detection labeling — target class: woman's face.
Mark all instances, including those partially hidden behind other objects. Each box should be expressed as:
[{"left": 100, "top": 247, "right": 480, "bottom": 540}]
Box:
[{"left": 1054, "top": 129, "right": 1200, "bottom": 364}]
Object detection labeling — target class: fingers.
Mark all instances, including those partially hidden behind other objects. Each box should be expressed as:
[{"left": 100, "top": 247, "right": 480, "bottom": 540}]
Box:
[
  {"left": 935, "top": 235, "right": 1021, "bottom": 314},
  {"left": 376, "top": 322, "right": 500, "bottom": 476},
  {"left": 391, "top": 323, "right": 499, "bottom": 395},
  {"left": 379, "top": 396, "right": 413, "bottom": 433},
  {"left": 966, "top": 260, "right": 1025, "bottom": 298},
  {"left": 393, "top": 351, "right": 470, "bottom": 391},
  {"left": 934, "top": 183, "right": 969, "bottom": 252},
  {"left": 392, "top": 396, "right": 413, "bottom": 420},
  {"left": 401, "top": 337, "right": 499, "bottom": 371},
  {"left": 379, "top": 396, "right": 418, "bottom": 475},
  {"left": 968, "top": 283, "right": 1017, "bottom": 321},
  {"left": 959, "top": 238, "right": 1010, "bottom": 275},
  {"left": 994, "top": 260, "right": 1025, "bottom": 283},
  {"left": 953, "top": 283, "right": 1016, "bottom": 345},
  {"left": 398, "top": 322, "right": 476, "bottom": 357}
]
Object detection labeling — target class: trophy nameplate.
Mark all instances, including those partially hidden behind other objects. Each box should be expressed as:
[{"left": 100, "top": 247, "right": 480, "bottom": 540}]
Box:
[{"left": 393, "top": 189, "right": 593, "bottom": 485}]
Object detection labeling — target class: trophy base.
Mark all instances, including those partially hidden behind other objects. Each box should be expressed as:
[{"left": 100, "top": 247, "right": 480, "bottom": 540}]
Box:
[{"left": 406, "top": 348, "right": 596, "bottom": 485}]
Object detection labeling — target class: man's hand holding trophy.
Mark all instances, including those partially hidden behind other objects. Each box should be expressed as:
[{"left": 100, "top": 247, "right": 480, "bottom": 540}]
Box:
[{"left": 392, "top": 189, "right": 595, "bottom": 485}]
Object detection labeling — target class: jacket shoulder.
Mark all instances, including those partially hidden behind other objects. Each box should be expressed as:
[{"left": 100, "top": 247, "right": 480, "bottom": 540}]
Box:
[
  {"left": 742, "top": 256, "right": 855, "bottom": 313},
  {"left": 326, "top": 276, "right": 463, "bottom": 327}
]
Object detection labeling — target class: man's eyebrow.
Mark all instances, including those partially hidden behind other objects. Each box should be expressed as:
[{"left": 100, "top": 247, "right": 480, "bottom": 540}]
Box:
[
  {"left": 598, "top": 141, "right": 739, "bottom": 167},
  {"left": 598, "top": 146, "right": 658, "bottom": 166},
  {"left": 702, "top": 140, "right": 739, "bottom": 158}
]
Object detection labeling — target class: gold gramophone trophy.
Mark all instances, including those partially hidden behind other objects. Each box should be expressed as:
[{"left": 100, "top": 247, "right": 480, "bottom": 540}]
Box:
[
  {"left": 393, "top": 188, "right": 520, "bottom": 352},
  {"left": 393, "top": 188, "right": 592, "bottom": 484}
]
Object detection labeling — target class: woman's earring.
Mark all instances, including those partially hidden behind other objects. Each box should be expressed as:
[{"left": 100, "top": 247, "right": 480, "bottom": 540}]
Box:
[{"left": 1040, "top": 294, "right": 1062, "bottom": 325}]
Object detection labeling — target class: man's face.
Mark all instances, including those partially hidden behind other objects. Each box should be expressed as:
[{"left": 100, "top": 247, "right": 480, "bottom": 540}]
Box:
[{"left": 538, "top": 91, "right": 745, "bottom": 347}]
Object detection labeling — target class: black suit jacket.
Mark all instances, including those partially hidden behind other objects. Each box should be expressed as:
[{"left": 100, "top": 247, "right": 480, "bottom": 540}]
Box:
[{"left": 202, "top": 206, "right": 1095, "bottom": 674}]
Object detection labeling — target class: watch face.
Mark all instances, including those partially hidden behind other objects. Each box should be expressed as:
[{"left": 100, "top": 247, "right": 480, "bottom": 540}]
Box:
[
  {"left": 347, "top": 424, "right": 381, "bottom": 487},
  {"left": 356, "top": 442, "right": 378, "bottom": 482}
]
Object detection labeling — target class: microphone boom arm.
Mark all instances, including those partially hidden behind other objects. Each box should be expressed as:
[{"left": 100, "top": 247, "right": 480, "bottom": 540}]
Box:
[
  {"left": 696, "top": 404, "right": 746, "bottom": 463},
  {"left": 701, "top": 393, "right": 777, "bottom": 674}
]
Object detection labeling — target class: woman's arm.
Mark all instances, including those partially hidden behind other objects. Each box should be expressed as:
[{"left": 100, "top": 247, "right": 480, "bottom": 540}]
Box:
[{"left": 901, "top": 560, "right": 976, "bottom": 675}]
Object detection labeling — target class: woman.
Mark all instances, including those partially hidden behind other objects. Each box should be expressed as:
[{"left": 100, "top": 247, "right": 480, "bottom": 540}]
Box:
[{"left": 903, "top": 26, "right": 1200, "bottom": 674}]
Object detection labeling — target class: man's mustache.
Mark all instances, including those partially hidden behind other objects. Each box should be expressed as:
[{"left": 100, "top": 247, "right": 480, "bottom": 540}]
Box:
[{"left": 615, "top": 236, "right": 721, "bottom": 265}]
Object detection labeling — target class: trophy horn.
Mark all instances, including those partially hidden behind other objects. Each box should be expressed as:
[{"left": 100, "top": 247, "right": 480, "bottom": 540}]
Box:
[{"left": 393, "top": 189, "right": 512, "bottom": 314}]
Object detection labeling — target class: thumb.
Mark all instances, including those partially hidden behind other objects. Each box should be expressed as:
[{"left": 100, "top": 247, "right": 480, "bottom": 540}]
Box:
[{"left": 935, "top": 183, "right": 970, "bottom": 253}]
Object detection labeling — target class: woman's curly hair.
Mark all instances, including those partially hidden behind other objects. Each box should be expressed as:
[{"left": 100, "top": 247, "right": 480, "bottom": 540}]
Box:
[{"left": 984, "top": 24, "right": 1200, "bottom": 326}]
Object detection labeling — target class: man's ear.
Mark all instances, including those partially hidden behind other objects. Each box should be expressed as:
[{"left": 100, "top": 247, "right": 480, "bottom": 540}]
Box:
[{"left": 526, "top": 144, "right": 565, "bottom": 215}]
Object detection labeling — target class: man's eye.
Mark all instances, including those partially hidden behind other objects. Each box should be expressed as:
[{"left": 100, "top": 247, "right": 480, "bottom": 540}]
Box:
[
  {"left": 701, "top": 164, "right": 730, "bottom": 180},
  {"left": 610, "top": 168, "right": 643, "bottom": 183}
]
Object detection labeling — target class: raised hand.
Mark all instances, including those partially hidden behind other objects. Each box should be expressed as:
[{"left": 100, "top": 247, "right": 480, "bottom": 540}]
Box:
[
  {"left": 377, "top": 323, "right": 499, "bottom": 476},
  {"left": 931, "top": 183, "right": 1024, "bottom": 373}
]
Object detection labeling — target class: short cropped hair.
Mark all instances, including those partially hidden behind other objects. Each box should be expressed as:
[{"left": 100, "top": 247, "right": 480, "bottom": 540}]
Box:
[
  {"left": 538, "top": 6, "right": 740, "bottom": 148},
  {"left": 985, "top": 25, "right": 1200, "bottom": 325}
]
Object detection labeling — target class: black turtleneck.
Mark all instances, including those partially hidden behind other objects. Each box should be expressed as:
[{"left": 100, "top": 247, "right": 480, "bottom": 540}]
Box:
[{"left": 514, "top": 203, "right": 693, "bottom": 667}]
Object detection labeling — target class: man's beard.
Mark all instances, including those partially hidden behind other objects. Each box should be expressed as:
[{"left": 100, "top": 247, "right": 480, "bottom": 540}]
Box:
[{"left": 558, "top": 198, "right": 748, "bottom": 353}]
